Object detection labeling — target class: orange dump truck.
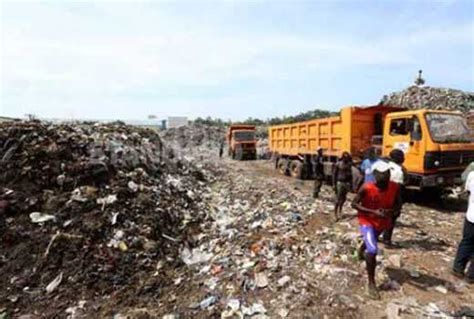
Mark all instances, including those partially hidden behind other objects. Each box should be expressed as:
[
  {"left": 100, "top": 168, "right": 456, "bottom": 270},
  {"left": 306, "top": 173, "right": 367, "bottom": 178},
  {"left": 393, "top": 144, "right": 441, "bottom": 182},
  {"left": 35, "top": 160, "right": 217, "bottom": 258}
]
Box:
[
  {"left": 269, "top": 105, "right": 474, "bottom": 189},
  {"left": 227, "top": 124, "right": 257, "bottom": 160}
]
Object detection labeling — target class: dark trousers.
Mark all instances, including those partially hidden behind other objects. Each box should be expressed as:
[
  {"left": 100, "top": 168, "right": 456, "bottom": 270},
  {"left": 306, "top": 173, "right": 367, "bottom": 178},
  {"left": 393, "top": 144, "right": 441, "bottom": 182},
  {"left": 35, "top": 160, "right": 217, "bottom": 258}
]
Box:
[
  {"left": 453, "top": 218, "right": 474, "bottom": 278},
  {"left": 383, "top": 210, "right": 401, "bottom": 243},
  {"left": 383, "top": 185, "right": 404, "bottom": 243},
  {"left": 313, "top": 176, "right": 324, "bottom": 197}
]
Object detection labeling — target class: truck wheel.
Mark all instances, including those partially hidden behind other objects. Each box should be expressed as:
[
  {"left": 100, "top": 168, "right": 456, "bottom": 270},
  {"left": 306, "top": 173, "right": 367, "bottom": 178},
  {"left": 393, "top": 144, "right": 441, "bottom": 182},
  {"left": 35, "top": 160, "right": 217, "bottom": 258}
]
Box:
[
  {"left": 290, "top": 160, "right": 303, "bottom": 179},
  {"left": 278, "top": 159, "right": 289, "bottom": 176}
]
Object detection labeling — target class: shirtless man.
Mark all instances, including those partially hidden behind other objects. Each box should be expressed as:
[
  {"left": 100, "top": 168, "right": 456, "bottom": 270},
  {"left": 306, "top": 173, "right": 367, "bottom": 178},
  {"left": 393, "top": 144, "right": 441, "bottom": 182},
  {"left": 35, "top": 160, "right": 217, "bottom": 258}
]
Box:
[{"left": 333, "top": 152, "right": 353, "bottom": 221}]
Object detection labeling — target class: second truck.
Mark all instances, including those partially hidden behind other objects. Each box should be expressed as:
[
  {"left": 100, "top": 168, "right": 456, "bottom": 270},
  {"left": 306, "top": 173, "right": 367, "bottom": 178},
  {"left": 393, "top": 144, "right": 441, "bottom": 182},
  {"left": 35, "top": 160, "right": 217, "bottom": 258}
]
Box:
[
  {"left": 269, "top": 105, "right": 474, "bottom": 190},
  {"left": 227, "top": 124, "right": 257, "bottom": 160}
]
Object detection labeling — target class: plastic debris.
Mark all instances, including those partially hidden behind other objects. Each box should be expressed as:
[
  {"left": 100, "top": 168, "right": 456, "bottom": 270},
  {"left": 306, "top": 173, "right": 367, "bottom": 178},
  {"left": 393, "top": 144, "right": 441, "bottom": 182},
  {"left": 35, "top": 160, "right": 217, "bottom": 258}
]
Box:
[
  {"left": 46, "top": 272, "right": 63, "bottom": 294},
  {"left": 181, "top": 247, "right": 213, "bottom": 265},
  {"left": 29, "top": 212, "right": 56, "bottom": 223},
  {"left": 277, "top": 275, "right": 291, "bottom": 287},
  {"left": 255, "top": 272, "right": 269, "bottom": 288},
  {"left": 199, "top": 296, "right": 218, "bottom": 309}
]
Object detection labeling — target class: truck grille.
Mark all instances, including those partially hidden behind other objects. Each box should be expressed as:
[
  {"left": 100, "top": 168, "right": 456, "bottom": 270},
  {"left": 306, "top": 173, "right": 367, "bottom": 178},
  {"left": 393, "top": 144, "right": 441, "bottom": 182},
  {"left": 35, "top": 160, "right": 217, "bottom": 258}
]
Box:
[{"left": 424, "top": 151, "right": 474, "bottom": 169}]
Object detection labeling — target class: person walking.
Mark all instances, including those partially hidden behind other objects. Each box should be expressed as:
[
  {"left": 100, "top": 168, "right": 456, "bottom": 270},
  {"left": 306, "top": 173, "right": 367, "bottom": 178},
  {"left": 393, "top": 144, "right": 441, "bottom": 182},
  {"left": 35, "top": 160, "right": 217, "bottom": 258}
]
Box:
[
  {"left": 452, "top": 170, "right": 474, "bottom": 284},
  {"left": 219, "top": 141, "right": 224, "bottom": 159},
  {"left": 312, "top": 147, "right": 324, "bottom": 198},
  {"left": 383, "top": 149, "right": 407, "bottom": 247},
  {"left": 332, "top": 152, "right": 353, "bottom": 221},
  {"left": 352, "top": 161, "right": 402, "bottom": 299}
]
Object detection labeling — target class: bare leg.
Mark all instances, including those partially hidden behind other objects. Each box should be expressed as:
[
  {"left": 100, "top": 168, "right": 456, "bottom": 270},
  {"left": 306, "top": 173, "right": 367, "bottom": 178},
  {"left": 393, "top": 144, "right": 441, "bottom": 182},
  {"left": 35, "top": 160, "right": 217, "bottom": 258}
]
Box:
[
  {"left": 334, "top": 201, "right": 342, "bottom": 221},
  {"left": 365, "top": 253, "right": 380, "bottom": 299},
  {"left": 358, "top": 242, "right": 366, "bottom": 261}
]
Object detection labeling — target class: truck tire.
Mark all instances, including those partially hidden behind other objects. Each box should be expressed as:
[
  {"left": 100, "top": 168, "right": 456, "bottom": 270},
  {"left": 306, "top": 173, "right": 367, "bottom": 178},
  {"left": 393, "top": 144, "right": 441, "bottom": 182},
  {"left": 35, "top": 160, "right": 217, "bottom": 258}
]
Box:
[
  {"left": 290, "top": 160, "right": 303, "bottom": 179},
  {"left": 274, "top": 155, "right": 280, "bottom": 169},
  {"left": 278, "top": 159, "right": 289, "bottom": 176}
]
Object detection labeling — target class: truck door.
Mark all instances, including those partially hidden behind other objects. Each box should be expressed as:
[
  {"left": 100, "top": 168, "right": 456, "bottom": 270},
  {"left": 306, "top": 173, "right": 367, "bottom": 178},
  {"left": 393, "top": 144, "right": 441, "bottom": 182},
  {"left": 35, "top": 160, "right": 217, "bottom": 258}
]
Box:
[{"left": 384, "top": 116, "right": 423, "bottom": 173}]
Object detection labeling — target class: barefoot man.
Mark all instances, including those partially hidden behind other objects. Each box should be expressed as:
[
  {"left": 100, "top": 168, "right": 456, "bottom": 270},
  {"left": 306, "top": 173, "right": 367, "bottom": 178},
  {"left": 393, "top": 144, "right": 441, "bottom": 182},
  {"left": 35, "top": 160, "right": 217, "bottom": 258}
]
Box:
[{"left": 352, "top": 161, "right": 402, "bottom": 299}]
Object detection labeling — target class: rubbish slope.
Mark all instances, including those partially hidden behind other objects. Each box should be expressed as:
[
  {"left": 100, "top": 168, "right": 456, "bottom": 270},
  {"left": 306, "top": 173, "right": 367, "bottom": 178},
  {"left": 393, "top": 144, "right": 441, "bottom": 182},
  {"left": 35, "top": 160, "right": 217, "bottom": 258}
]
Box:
[
  {"left": 380, "top": 85, "right": 474, "bottom": 113},
  {"left": 0, "top": 121, "right": 212, "bottom": 317}
]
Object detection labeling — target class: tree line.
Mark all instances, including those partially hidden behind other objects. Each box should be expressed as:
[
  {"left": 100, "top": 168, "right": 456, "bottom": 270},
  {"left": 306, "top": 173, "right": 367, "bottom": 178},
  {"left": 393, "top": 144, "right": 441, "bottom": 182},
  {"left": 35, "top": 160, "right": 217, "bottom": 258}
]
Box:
[{"left": 194, "top": 108, "right": 337, "bottom": 127}]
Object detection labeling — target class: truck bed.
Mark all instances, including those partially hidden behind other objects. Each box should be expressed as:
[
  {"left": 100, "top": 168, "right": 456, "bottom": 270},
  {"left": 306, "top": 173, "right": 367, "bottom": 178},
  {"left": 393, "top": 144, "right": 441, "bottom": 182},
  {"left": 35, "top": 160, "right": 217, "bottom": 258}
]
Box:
[{"left": 269, "top": 105, "right": 401, "bottom": 160}]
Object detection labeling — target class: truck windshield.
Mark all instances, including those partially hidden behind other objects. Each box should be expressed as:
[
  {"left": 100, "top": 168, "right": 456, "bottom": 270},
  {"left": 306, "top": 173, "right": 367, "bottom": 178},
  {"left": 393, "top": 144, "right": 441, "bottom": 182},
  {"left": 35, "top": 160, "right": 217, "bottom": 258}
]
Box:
[
  {"left": 426, "top": 113, "right": 473, "bottom": 143},
  {"left": 234, "top": 131, "right": 255, "bottom": 141}
]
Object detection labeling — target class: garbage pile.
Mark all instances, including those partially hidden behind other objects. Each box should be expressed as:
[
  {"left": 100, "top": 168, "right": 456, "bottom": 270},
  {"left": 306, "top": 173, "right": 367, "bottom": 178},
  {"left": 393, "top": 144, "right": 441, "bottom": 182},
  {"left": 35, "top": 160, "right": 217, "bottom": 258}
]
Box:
[
  {"left": 257, "top": 138, "right": 271, "bottom": 159},
  {"left": 155, "top": 154, "right": 473, "bottom": 318},
  {"left": 0, "top": 120, "right": 213, "bottom": 317},
  {"left": 160, "top": 123, "right": 226, "bottom": 150},
  {"left": 379, "top": 86, "right": 474, "bottom": 113},
  {"left": 156, "top": 162, "right": 363, "bottom": 318}
]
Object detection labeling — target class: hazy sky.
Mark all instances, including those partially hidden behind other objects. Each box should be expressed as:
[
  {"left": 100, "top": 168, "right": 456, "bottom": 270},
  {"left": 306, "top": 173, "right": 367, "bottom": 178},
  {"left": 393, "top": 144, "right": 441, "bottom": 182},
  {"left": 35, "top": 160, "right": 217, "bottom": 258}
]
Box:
[{"left": 1, "top": 0, "right": 473, "bottom": 121}]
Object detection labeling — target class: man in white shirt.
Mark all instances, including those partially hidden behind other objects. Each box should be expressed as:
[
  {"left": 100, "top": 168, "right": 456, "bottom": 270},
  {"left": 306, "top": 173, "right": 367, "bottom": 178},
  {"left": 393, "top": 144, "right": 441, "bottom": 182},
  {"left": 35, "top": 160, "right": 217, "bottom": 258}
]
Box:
[
  {"left": 383, "top": 149, "right": 407, "bottom": 247},
  {"left": 452, "top": 170, "right": 474, "bottom": 283}
]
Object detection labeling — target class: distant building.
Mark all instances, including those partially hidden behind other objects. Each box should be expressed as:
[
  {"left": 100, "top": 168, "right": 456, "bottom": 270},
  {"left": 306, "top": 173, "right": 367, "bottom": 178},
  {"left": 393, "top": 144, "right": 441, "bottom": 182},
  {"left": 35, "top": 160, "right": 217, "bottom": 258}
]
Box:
[{"left": 167, "top": 116, "right": 188, "bottom": 129}]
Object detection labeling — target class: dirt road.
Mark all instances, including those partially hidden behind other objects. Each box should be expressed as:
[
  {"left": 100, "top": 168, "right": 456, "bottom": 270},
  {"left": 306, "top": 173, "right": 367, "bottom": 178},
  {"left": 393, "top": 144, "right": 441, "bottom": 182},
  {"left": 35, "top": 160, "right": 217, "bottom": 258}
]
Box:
[{"left": 153, "top": 154, "right": 473, "bottom": 318}]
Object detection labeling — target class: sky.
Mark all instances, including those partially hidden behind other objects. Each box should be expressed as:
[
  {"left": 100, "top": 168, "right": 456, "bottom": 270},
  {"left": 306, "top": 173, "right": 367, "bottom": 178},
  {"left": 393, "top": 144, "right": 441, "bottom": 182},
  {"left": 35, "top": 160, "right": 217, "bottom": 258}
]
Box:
[{"left": 1, "top": 0, "right": 473, "bottom": 121}]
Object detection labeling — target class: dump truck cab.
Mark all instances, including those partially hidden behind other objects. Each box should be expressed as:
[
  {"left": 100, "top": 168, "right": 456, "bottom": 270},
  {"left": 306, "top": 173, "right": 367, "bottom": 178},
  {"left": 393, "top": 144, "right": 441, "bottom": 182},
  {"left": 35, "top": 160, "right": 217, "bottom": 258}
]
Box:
[
  {"left": 227, "top": 125, "right": 257, "bottom": 160},
  {"left": 383, "top": 109, "right": 474, "bottom": 188}
]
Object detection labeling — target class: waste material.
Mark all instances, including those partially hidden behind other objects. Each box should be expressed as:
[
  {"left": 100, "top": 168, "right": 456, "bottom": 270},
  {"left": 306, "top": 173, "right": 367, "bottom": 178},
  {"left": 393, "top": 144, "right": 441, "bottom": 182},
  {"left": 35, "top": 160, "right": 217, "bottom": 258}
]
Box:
[
  {"left": 1, "top": 120, "right": 472, "bottom": 317},
  {"left": 0, "top": 120, "right": 212, "bottom": 318},
  {"left": 380, "top": 85, "right": 474, "bottom": 114},
  {"left": 199, "top": 295, "right": 218, "bottom": 309},
  {"left": 46, "top": 272, "right": 63, "bottom": 294},
  {"left": 29, "top": 212, "right": 56, "bottom": 223},
  {"left": 180, "top": 247, "right": 214, "bottom": 265}
]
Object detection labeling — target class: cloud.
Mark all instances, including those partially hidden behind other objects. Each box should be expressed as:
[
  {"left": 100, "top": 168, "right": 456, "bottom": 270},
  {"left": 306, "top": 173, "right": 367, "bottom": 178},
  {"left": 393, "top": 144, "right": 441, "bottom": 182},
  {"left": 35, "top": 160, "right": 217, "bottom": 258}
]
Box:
[{"left": 1, "top": 2, "right": 472, "bottom": 119}]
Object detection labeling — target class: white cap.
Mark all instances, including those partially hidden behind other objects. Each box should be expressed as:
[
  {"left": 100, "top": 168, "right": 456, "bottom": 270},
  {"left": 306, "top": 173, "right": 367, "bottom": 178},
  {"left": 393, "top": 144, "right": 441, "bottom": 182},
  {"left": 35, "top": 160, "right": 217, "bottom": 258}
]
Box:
[{"left": 372, "top": 160, "right": 390, "bottom": 173}]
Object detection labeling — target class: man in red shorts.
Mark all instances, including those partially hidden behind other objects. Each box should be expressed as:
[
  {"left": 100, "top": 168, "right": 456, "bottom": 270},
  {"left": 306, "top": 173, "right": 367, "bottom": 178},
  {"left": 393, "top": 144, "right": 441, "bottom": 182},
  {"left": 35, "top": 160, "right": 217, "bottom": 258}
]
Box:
[{"left": 352, "top": 161, "right": 402, "bottom": 299}]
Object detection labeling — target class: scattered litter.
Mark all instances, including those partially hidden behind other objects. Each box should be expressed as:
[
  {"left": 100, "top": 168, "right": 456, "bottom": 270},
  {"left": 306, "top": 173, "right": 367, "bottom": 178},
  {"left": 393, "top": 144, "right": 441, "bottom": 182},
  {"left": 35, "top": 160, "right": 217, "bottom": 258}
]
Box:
[
  {"left": 181, "top": 247, "right": 213, "bottom": 265},
  {"left": 434, "top": 285, "right": 448, "bottom": 294},
  {"left": 255, "top": 272, "right": 269, "bottom": 288},
  {"left": 199, "top": 296, "right": 218, "bottom": 309},
  {"left": 242, "top": 303, "right": 267, "bottom": 316},
  {"left": 29, "top": 212, "right": 55, "bottom": 223},
  {"left": 46, "top": 272, "right": 63, "bottom": 294},
  {"left": 277, "top": 275, "right": 291, "bottom": 287}
]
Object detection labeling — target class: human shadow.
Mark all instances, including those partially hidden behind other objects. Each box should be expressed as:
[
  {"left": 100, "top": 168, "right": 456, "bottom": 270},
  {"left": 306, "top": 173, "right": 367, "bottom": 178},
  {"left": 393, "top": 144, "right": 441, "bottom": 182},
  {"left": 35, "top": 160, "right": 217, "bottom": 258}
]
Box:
[
  {"left": 404, "top": 190, "right": 467, "bottom": 213},
  {"left": 385, "top": 267, "right": 456, "bottom": 292},
  {"left": 395, "top": 221, "right": 419, "bottom": 230},
  {"left": 395, "top": 238, "right": 449, "bottom": 252}
]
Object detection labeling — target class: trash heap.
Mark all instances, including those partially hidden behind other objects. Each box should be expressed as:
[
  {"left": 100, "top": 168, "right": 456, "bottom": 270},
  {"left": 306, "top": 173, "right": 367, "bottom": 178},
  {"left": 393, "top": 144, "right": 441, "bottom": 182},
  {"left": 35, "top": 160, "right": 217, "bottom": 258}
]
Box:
[
  {"left": 155, "top": 154, "right": 473, "bottom": 318},
  {"left": 155, "top": 162, "right": 365, "bottom": 318},
  {"left": 160, "top": 123, "right": 226, "bottom": 150},
  {"left": 0, "top": 121, "right": 213, "bottom": 317},
  {"left": 379, "top": 85, "right": 474, "bottom": 113},
  {"left": 256, "top": 138, "right": 271, "bottom": 159}
]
